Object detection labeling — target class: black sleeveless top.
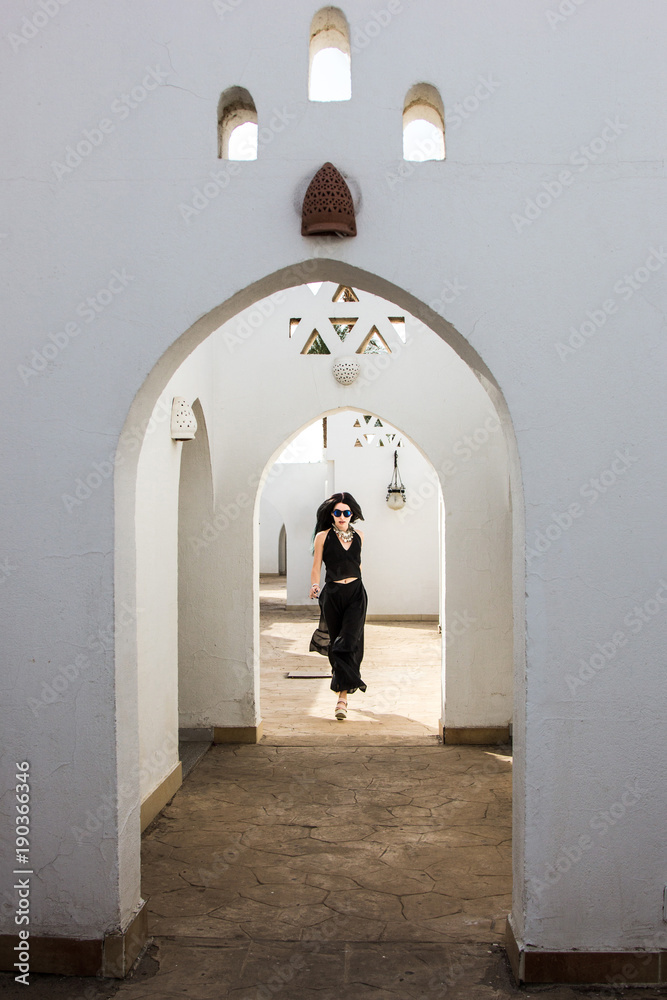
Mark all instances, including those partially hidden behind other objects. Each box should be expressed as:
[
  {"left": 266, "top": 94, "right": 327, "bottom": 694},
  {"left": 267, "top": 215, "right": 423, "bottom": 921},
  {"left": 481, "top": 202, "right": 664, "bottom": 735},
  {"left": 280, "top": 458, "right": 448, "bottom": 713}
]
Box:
[{"left": 323, "top": 529, "right": 362, "bottom": 583}]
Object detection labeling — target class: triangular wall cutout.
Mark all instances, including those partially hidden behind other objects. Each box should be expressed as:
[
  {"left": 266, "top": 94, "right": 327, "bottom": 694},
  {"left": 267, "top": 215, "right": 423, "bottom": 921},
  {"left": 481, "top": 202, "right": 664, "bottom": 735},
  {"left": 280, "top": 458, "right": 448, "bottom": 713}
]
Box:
[
  {"left": 354, "top": 438, "right": 363, "bottom": 447},
  {"left": 353, "top": 419, "right": 361, "bottom": 427},
  {"left": 332, "top": 284, "right": 359, "bottom": 303},
  {"left": 301, "top": 329, "right": 331, "bottom": 354},
  {"left": 289, "top": 318, "right": 301, "bottom": 338},
  {"left": 357, "top": 326, "right": 392, "bottom": 355},
  {"left": 330, "top": 318, "right": 357, "bottom": 342},
  {"left": 389, "top": 317, "right": 406, "bottom": 342},
  {"left": 378, "top": 438, "right": 385, "bottom": 446},
  {"left": 363, "top": 415, "right": 372, "bottom": 424}
]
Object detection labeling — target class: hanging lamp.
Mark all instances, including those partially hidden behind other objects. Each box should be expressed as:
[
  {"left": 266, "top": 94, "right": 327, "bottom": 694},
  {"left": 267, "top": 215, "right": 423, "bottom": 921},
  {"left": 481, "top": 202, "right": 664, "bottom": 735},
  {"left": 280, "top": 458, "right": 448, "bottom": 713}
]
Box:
[{"left": 386, "top": 449, "right": 407, "bottom": 510}]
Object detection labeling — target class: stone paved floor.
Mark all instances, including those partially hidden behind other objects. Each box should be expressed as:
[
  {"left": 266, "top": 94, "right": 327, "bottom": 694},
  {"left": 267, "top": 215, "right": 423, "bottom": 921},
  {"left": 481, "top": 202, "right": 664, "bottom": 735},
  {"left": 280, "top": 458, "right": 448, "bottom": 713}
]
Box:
[{"left": 2, "top": 580, "right": 666, "bottom": 998}]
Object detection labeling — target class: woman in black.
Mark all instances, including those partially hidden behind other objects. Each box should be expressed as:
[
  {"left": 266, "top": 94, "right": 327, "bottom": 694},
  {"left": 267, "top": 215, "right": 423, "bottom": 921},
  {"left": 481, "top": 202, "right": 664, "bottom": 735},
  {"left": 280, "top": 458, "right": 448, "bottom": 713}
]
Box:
[{"left": 309, "top": 493, "right": 367, "bottom": 720}]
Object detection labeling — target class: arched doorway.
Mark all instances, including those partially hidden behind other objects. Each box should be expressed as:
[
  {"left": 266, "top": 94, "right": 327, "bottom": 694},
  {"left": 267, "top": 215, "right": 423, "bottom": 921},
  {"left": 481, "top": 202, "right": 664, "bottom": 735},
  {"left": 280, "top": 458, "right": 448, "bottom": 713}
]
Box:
[{"left": 114, "top": 260, "right": 524, "bottom": 940}]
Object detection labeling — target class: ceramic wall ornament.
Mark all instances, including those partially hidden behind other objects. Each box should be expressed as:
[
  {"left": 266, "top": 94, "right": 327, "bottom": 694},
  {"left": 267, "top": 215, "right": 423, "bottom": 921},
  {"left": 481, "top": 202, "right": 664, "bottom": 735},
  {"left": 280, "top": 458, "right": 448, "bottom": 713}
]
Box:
[
  {"left": 332, "top": 356, "right": 360, "bottom": 385},
  {"left": 170, "top": 397, "right": 197, "bottom": 440},
  {"left": 302, "top": 162, "right": 357, "bottom": 237}
]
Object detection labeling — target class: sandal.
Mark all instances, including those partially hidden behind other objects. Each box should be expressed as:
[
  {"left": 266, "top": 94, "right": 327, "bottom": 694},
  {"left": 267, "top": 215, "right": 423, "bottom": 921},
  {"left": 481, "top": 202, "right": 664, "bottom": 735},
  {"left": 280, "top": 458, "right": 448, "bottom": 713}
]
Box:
[{"left": 335, "top": 698, "right": 347, "bottom": 720}]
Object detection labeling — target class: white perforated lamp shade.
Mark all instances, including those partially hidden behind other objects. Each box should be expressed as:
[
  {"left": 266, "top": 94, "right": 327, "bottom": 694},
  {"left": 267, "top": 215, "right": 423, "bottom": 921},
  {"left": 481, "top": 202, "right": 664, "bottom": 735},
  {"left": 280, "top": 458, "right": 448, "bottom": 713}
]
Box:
[
  {"left": 332, "top": 356, "right": 360, "bottom": 385},
  {"left": 170, "top": 397, "right": 197, "bottom": 440}
]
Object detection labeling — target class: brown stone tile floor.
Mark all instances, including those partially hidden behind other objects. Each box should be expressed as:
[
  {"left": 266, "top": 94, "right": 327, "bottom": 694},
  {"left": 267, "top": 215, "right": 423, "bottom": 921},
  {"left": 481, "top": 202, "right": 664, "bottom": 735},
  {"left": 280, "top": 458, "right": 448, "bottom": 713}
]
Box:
[{"left": 2, "top": 579, "right": 666, "bottom": 998}]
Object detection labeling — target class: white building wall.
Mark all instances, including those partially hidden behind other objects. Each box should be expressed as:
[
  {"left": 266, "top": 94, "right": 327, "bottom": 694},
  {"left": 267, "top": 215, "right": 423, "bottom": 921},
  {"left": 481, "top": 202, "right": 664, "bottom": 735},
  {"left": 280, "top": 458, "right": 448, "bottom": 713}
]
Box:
[
  {"left": 260, "top": 462, "right": 330, "bottom": 605},
  {"left": 135, "top": 340, "right": 216, "bottom": 801},
  {"left": 1, "top": 0, "right": 663, "bottom": 965},
  {"left": 259, "top": 496, "right": 283, "bottom": 574},
  {"left": 325, "top": 411, "right": 440, "bottom": 616}
]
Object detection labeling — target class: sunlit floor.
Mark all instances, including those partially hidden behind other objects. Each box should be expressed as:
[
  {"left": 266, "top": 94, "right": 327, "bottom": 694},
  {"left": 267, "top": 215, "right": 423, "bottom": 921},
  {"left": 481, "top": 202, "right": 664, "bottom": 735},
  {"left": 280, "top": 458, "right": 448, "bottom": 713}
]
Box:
[{"left": 259, "top": 575, "right": 442, "bottom": 744}]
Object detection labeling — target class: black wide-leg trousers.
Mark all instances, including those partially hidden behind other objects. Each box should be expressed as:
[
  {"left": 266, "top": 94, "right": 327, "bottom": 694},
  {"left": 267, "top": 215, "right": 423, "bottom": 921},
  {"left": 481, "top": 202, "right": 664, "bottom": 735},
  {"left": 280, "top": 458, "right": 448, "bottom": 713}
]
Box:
[{"left": 319, "top": 578, "right": 368, "bottom": 694}]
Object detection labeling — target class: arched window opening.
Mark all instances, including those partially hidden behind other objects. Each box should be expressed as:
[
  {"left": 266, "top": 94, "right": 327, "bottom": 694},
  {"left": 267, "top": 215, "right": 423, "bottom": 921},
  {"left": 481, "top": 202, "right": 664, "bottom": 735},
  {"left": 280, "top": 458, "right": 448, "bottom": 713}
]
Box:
[
  {"left": 403, "top": 83, "right": 445, "bottom": 161},
  {"left": 218, "top": 86, "right": 258, "bottom": 159},
  {"left": 309, "top": 7, "right": 351, "bottom": 102}
]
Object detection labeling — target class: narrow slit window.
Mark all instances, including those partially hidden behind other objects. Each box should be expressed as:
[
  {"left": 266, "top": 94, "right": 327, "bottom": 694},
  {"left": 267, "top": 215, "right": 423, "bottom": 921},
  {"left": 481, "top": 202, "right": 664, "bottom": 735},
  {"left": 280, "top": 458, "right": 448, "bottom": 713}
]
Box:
[
  {"left": 218, "top": 87, "right": 258, "bottom": 160},
  {"left": 403, "top": 83, "right": 445, "bottom": 161},
  {"left": 309, "top": 8, "right": 351, "bottom": 102}
]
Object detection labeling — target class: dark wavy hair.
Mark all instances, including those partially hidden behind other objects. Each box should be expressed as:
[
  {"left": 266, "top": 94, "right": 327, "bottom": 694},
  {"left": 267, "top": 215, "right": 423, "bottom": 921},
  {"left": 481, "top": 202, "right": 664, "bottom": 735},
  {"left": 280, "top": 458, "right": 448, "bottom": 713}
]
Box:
[{"left": 312, "top": 492, "right": 364, "bottom": 545}]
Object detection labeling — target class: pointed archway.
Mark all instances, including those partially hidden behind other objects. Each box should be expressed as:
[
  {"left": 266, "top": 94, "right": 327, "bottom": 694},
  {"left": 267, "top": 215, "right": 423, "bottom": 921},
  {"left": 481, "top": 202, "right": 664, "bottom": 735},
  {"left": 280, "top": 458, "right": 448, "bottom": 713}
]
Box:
[{"left": 114, "top": 260, "right": 525, "bottom": 955}]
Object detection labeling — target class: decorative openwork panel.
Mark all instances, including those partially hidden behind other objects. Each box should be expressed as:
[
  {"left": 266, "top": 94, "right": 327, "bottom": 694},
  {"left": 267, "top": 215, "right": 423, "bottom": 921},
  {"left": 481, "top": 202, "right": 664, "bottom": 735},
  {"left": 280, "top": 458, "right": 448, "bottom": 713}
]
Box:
[{"left": 302, "top": 162, "right": 357, "bottom": 237}]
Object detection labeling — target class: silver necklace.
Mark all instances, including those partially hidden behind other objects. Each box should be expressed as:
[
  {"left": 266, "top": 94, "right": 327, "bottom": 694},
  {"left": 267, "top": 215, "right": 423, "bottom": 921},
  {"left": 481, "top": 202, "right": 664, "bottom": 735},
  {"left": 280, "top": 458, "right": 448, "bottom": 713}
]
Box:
[{"left": 333, "top": 525, "right": 354, "bottom": 543}]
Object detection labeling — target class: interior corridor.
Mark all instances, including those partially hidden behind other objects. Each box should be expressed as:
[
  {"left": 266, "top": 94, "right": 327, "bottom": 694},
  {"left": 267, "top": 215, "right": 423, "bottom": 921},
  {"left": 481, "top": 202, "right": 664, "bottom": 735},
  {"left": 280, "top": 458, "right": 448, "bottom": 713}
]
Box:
[{"left": 138, "top": 576, "right": 515, "bottom": 994}]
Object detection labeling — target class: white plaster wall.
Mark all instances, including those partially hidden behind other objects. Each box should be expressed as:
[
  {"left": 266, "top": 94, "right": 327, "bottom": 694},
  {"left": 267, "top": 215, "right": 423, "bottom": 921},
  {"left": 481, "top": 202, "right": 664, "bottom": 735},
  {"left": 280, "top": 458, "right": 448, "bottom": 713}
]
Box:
[
  {"left": 259, "top": 496, "right": 283, "bottom": 574},
  {"left": 259, "top": 462, "right": 330, "bottom": 606},
  {"left": 1, "top": 0, "right": 664, "bottom": 959},
  {"left": 135, "top": 341, "right": 216, "bottom": 801},
  {"left": 325, "top": 411, "right": 440, "bottom": 616}
]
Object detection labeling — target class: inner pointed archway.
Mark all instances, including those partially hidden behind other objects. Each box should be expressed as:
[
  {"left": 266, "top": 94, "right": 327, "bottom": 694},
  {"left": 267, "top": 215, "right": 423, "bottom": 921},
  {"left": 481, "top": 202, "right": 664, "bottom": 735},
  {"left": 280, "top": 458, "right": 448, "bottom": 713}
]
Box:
[{"left": 257, "top": 408, "right": 444, "bottom": 744}]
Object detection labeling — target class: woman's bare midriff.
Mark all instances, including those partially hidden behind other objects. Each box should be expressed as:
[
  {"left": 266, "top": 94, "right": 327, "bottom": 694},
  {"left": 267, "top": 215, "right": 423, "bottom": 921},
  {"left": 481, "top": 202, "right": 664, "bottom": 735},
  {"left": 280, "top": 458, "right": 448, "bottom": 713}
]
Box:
[{"left": 333, "top": 577, "right": 358, "bottom": 584}]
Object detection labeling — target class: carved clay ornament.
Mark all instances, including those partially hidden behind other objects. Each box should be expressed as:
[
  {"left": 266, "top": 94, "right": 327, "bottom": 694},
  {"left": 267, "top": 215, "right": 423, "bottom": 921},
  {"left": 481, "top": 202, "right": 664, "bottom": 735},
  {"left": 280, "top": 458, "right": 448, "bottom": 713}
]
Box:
[{"left": 302, "top": 162, "right": 357, "bottom": 237}]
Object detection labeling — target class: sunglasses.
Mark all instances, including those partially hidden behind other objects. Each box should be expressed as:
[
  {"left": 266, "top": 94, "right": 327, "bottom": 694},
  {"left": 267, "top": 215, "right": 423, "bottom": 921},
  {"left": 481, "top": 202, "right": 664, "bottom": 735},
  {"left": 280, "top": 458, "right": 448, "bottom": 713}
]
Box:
[{"left": 333, "top": 509, "right": 352, "bottom": 518}]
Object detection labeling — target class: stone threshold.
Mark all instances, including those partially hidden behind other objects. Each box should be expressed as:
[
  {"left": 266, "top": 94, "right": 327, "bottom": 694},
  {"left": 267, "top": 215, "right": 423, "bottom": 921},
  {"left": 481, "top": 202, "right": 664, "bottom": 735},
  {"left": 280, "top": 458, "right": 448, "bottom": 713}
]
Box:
[
  {"left": 506, "top": 917, "right": 667, "bottom": 985},
  {"left": 0, "top": 900, "right": 147, "bottom": 978},
  {"left": 213, "top": 722, "right": 264, "bottom": 743},
  {"left": 443, "top": 725, "right": 511, "bottom": 745}
]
